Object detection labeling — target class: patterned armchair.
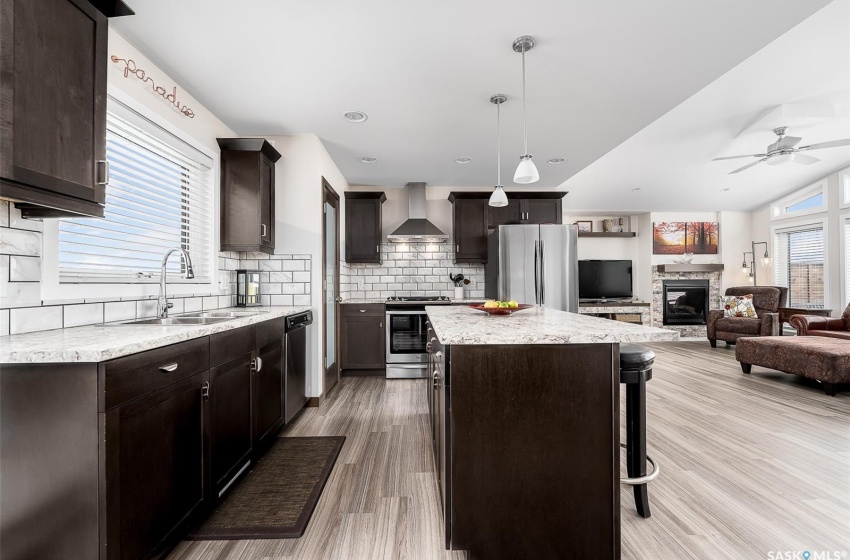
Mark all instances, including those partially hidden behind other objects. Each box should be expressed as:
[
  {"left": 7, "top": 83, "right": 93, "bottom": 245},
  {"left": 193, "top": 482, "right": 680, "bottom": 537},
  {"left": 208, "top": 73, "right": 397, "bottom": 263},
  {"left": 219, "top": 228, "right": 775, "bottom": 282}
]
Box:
[{"left": 707, "top": 286, "right": 788, "bottom": 347}]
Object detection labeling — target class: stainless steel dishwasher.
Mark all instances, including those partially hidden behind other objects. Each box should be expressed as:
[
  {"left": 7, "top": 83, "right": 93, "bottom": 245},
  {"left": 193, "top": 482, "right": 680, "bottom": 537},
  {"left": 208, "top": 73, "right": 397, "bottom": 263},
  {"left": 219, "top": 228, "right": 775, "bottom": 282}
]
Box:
[{"left": 284, "top": 311, "right": 313, "bottom": 424}]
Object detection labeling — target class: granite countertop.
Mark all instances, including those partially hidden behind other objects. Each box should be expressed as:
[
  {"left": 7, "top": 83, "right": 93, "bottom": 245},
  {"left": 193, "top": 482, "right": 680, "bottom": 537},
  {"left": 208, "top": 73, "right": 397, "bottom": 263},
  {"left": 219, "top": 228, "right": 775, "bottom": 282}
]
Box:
[
  {"left": 425, "top": 305, "right": 678, "bottom": 345},
  {"left": 0, "top": 306, "right": 311, "bottom": 364},
  {"left": 342, "top": 298, "right": 490, "bottom": 305}
]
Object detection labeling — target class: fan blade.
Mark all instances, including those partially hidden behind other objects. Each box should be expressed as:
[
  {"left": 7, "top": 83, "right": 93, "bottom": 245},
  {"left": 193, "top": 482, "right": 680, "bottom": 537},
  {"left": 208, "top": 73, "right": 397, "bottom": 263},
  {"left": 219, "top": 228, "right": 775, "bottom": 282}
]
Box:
[
  {"left": 798, "top": 138, "right": 850, "bottom": 151},
  {"left": 793, "top": 153, "right": 820, "bottom": 165},
  {"left": 729, "top": 158, "right": 767, "bottom": 174},
  {"left": 712, "top": 154, "right": 764, "bottom": 161},
  {"left": 778, "top": 136, "right": 802, "bottom": 149}
]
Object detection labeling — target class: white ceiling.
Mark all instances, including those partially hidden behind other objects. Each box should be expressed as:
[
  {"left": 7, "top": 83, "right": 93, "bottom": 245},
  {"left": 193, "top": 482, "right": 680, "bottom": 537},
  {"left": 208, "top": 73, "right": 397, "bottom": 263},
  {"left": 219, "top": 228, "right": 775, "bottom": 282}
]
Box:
[
  {"left": 563, "top": 0, "right": 850, "bottom": 212},
  {"left": 113, "top": 0, "right": 840, "bottom": 209}
]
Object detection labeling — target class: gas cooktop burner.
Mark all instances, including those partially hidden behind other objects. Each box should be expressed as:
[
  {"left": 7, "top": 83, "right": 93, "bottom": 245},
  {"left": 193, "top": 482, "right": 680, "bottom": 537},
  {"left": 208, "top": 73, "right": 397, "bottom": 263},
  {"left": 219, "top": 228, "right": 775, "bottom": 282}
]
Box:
[{"left": 386, "top": 296, "right": 452, "bottom": 303}]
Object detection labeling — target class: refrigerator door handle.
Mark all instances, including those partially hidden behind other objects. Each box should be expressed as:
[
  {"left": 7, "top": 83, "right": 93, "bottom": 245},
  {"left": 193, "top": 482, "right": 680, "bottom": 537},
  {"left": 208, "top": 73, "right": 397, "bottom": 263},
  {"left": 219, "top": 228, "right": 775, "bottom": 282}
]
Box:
[
  {"left": 540, "top": 239, "right": 545, "bottom": 305},
  {"left": 533, "top": 240, "right": 539, "bottom": 305}
]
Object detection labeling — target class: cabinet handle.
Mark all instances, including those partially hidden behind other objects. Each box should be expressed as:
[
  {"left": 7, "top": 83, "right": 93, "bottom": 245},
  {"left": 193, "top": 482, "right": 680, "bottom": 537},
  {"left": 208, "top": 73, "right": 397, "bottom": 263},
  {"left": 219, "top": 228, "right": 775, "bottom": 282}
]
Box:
[
  {"left": 202, "top": 381, "right": 210, "bottom": 400},
  {"left": 159, "top": 363, "right": 178, "bottom": 372},
  {"left": 251, "top": 357, "right": 263, "bottom": 372},
  {"left": 377, "top": 245, "right": 380, "bottom": 253},
  {"left": 359, "top": 309, "right": 367, "bottom": 313},
  {"left": 433, "top": 370, "right": 441, "bottom": 388},
  {"left": 261, "top": 224, "right": 267, "bottom": 237},
  {"left": 379, "top": 321, "right": 382, "bottom": 328},
  {"left": 96, "top": 160, "right": 109, "bottom": 185},
  {"left": 456, "top": 244, "right": 460, "bottom": 252}
]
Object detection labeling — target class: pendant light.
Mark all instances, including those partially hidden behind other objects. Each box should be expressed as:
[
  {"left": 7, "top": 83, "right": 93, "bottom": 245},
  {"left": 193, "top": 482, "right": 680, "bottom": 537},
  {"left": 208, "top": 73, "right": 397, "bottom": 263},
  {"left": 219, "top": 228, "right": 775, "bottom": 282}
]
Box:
[
  {"left": 513, "top": 35, "right": 539, "bottom": 184},
  {"left": 489, "top": 94, "right": 508, "bottom": 207}
]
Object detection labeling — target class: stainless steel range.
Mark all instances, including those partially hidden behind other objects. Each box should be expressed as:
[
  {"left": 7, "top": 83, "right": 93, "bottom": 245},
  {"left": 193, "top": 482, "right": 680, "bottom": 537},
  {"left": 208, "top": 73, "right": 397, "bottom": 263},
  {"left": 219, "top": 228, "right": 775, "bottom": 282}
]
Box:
[{"left": 385, "top": 296, "right": 452, "bottom": 379}]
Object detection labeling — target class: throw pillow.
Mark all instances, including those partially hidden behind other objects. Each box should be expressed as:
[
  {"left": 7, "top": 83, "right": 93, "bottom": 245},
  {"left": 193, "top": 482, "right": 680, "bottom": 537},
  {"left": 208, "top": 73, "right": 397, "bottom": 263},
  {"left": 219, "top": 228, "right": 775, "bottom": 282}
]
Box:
[{"left": 722, "top": 294, "right": 758, "bottom": 318}]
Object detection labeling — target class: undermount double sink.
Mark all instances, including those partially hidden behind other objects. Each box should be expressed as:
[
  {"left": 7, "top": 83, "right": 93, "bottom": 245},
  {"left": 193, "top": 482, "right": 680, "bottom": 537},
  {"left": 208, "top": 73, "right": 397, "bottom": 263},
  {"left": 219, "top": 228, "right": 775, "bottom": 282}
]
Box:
[{"left": 113, "top": 310, "right": 267, "bottom": 326}]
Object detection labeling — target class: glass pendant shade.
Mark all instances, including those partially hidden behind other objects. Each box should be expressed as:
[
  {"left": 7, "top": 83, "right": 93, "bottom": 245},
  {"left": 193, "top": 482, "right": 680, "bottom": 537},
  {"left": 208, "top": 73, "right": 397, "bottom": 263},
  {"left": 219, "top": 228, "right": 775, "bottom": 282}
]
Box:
[
  {"left": 489, "top": 185, "right": 508, "bottom": 207},
  {"left": 761, "top": 256, "right": 772, "bottom": 267},
  {"left": 514, "top": 156, "right": 539, "bottom": 184}
]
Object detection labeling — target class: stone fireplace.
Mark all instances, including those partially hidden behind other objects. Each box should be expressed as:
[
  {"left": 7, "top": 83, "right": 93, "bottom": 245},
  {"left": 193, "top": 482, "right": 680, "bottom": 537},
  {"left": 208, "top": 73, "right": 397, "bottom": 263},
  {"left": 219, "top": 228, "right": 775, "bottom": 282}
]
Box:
[
  {"left": 652, "top": 265, "right": 722, "bottom": 338},
  {"left": 662, "top": 279, "right": 709, "bottom": 326}
]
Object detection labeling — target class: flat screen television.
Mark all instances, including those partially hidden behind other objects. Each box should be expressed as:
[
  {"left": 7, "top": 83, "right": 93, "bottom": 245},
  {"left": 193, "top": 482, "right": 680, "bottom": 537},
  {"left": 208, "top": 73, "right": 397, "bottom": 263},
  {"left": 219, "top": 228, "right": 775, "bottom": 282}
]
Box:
[{"left": 578, "top": 260, "right": 633, "bottom": 301}]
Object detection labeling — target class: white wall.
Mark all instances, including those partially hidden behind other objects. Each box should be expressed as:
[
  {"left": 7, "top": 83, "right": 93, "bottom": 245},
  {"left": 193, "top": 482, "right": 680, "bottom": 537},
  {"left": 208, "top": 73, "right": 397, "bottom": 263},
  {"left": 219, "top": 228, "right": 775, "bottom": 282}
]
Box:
[
  {"left": 263, "top": 134, "right": 350, "bottom": 398},
  {"left": 751, "top": 167, "right": 847, "bottom": 316}
]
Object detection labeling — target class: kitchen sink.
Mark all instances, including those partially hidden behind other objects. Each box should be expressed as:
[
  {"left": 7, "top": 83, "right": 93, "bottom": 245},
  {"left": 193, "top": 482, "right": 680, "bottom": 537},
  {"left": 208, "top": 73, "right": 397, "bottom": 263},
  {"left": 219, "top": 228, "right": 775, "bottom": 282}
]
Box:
[
  {"left": 107, "top": 309, "right": 267, "bottom": 326},
  {"left": 178, "top": 311, "right": 268, "bottom": 319},
  {"left": 112, "top": 316, "right": 234, "bottom": 326}
]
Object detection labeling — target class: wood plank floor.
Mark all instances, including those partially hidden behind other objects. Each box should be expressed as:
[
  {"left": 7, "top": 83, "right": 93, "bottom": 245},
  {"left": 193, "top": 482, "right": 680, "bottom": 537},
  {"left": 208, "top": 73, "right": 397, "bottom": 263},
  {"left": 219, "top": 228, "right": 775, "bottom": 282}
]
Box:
[{"left": 168, "top": 341, "right": 850, "bottom": 560}]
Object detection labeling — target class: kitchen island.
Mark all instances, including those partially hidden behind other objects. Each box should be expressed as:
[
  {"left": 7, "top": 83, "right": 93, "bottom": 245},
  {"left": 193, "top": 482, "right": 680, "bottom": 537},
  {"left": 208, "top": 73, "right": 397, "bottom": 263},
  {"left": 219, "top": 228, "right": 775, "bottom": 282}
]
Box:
[{"left": 424, "top": 305, "right": 677, "bottom": 560}]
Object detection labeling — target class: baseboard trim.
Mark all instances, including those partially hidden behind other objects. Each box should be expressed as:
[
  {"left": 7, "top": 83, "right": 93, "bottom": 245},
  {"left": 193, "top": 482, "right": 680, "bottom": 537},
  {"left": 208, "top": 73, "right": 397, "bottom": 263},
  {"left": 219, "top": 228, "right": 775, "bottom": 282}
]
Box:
[
  {"left": 342, "top": 369, "right": 386, "bottom": 377},
  {"left": 306, "top": 395, "right": 322, "bottom": 407}
]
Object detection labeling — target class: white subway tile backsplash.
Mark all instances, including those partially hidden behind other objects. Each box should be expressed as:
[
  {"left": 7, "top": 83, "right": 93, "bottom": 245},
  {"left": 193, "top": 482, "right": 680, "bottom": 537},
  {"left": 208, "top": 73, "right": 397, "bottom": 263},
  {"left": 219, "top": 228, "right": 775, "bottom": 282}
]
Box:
[
  {"left": 8, "top": 205, "right": 43, "bottom": 232},
  {"left": 0, "top": 201, "right": 8, "bottom": 227},
  {"left": 292, "top": 271, "right": 310, "bottom": 282},
  {"left": 270, "top": 294, "right": 294, "bottom": 306},
  {"left": 9, "top": 255, "right": 41, "bottom": 282},
  {"left": 0, "top": 228, "right": 41, "bottom": 256},
  {"left": 104, "top": 301, "right": 137, "bottom": 323},
  {"left": 0, "top": 309, "right": 9, "bottom": 336},
  {"left": 202, "top": 296, "right": 218, "bottom": 310},
  {"left": 293, "top": 294, "right": 310, "bottom": 305},
  {"left": 269, "top": 272, "right": 293, "bottom": 283},
  {"left": 10, "top": 305, "right": 63, "bottom": 334},
  {"left": 64, "top": 303, "right": 104, "bottom": 328},
  {"left": 258, "top": 260, "right": 283, "bottom": 271},
  {"left": 137, "top": 299, "right": 158, "bottom": 318},
  {"left": 183, "top": 297, "right": 203, "bottom": 312},
  {"left": 1, "top": 281, "right": 41, "bottom": 309}
]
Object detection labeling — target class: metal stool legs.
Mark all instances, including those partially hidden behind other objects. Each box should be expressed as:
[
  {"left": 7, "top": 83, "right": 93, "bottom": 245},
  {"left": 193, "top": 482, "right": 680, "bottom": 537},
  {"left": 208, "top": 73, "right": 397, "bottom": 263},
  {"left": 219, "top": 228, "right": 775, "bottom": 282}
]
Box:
[{"left": 626, "top": 374, "right": 652, "bottom": 518}]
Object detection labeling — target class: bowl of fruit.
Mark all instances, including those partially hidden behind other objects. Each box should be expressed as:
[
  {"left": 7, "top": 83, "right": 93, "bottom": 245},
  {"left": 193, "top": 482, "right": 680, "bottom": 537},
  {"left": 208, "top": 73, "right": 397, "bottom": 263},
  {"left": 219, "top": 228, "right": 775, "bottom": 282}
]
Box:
[{"left": 468, "top": 300, "right": 533, "bottom": 316}]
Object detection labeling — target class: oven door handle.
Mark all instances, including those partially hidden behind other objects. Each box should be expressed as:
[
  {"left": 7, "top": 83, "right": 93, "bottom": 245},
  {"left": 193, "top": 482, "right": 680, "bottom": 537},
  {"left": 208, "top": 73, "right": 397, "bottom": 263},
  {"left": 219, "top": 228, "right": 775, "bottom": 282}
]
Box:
[{"left": 386, "top": 310, "right": 427, "bottom": 315}]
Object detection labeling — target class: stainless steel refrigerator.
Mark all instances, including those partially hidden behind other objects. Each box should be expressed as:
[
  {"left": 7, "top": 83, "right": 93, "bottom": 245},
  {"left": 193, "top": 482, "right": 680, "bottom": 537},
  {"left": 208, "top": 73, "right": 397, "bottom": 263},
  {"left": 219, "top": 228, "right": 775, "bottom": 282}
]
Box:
[{"left": 484, "top": 224, "right": 579, "bottom": 312}]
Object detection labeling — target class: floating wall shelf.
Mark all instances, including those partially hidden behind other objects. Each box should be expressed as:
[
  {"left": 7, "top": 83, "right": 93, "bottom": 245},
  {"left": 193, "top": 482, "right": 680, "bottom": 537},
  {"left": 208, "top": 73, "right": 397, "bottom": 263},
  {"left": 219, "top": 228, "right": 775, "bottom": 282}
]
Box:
[
  {"left": 655, "top": 264, "right": 725, "bottom": 273},
  {"left": 577, "top": 232, "right": 636, "bottom": 238}
]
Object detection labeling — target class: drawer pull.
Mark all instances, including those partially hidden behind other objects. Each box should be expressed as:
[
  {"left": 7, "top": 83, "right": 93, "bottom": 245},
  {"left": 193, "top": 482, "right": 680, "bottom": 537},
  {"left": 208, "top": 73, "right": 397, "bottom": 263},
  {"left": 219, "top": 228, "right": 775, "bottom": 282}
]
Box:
[
  {"left": 359, "top": 309, "right": 366, "bottom": 313},
  {"left": 251, "top": 357, "right": 263, "bottom": 372},
  {"left": 159, "top": 363, "right": 179, "bottom": 372},
  {"left": 202, "top": 382, "right": 210, "bottom": 400}
]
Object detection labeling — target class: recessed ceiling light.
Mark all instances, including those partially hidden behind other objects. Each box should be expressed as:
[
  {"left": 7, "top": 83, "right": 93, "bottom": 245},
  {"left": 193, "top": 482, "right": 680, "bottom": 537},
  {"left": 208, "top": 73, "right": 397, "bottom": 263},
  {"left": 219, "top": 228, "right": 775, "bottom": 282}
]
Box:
[
  {"left": 344, "top": 111, "right": 368, "bottom": 123},
  {"left": 721, "top": 187, "right": 731, "bottom": 192},
  {"left": 548, "top": 158, "right": 565, "bottom": 164},
  {"left": 456, "top": 157, "right": 472, "bottom": 164},
  {"left": 632, "top": 188, "right": 642, "bottom": 192},
  {"left": 360, "top": 157, "right": 377, "bottom": 164}
]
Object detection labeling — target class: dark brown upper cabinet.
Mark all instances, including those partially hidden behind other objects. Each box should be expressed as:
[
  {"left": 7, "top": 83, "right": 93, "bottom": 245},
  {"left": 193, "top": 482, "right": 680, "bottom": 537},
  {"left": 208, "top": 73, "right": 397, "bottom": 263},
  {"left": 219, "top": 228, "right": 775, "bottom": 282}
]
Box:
[
  {"left": 344, "top": 191, "right": 386, "bottom": 263},
  {"left": 449, "top": 192, "right": 566, "bottom": 262},
  {"left": 0, "top": 0, "right": 133, "bottom": 219},
  {"left": 218, "top": 138, "right": 282, "bottom": 254}
]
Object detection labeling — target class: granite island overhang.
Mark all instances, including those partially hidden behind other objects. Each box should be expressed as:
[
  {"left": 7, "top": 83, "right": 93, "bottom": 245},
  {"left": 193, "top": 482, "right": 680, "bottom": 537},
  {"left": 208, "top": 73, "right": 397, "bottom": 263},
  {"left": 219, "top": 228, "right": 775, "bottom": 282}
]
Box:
[{"left": 423, "top": 305, "right": 678, "bottom": 560}]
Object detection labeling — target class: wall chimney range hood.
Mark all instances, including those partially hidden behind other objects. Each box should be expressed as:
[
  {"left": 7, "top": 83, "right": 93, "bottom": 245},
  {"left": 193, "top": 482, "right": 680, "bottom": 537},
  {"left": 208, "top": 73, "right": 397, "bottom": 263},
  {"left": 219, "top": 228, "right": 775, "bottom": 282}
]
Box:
[{"left": 387, "top": 182, "right": 449, "bottom": 243}]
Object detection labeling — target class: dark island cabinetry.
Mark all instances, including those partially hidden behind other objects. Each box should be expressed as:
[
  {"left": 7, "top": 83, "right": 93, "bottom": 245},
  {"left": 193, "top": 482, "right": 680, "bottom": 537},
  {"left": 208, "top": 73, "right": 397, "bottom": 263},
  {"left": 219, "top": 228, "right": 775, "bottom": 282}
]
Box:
[{"left": 0, "top": 0, "right": 133, "bottom": 218}]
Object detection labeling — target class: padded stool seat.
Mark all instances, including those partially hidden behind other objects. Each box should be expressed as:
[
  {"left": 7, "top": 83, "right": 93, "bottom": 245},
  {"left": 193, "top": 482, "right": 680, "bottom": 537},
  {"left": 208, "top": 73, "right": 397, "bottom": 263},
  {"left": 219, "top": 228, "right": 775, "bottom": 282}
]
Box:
[{"left": 619, "top": 343, "right": 655, "bottom": 369}]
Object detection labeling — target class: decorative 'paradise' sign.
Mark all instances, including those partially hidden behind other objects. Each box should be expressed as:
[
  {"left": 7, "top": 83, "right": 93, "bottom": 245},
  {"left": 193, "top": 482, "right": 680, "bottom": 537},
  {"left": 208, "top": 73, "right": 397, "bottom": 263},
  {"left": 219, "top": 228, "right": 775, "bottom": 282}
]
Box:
[{"left": 110, "top": 55, "right": 195, "bottom": 118}]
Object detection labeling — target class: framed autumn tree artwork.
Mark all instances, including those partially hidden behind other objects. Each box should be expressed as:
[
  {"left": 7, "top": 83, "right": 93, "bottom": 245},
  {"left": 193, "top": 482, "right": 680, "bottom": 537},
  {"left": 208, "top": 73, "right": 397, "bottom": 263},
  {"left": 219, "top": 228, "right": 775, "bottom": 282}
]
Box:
[{"left": 653, "top": 222, "right": 718, "bottom": 254}]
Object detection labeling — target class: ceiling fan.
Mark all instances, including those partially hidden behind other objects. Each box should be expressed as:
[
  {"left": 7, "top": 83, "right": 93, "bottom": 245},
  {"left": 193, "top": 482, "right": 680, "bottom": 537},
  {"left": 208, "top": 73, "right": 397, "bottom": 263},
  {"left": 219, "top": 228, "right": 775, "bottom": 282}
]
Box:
[{"left": 713, "top": 126, "right": 850, "bottom": 174}]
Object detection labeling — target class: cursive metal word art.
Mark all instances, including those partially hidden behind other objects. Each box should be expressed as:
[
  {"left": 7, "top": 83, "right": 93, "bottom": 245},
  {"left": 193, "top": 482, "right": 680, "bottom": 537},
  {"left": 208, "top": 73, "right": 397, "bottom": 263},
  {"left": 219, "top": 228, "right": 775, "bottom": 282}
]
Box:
[{"left": 110, "top": 55, "right": 195, "bottom": 118}]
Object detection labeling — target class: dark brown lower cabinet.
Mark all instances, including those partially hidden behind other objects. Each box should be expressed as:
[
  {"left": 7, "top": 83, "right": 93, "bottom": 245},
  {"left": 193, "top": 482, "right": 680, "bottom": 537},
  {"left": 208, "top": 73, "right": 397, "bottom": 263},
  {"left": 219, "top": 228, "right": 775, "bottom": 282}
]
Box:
[
  {"left": 340, "top": 305, "right": 385, "bottom": 370},
  {"left": 210, "top": 353, "right": 254, "bottom": 495},
  {"left": 253, "top": 340, "right": 284, "bottom": 450},
  {"left": 103, "top": 370, "right": 209, "bottom": 560}
]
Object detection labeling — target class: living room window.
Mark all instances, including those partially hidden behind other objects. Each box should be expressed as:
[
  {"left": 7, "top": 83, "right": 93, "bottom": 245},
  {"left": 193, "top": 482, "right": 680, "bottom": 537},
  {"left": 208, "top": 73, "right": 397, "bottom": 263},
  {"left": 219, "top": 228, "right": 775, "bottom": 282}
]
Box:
[
  {"left": 840, "top": 167, "right": 850, "bottom": 209},
  {"left": 843, "top": 215, "right": 850, "bottom": 308},
  {"left": 771, "top": 179, "right": 827, "bottom": 220},
  {"left": 773, "top": 221, "right": 826, "bottom": 309},
  {"left": 57, "top": 97, "right": 214, "bottom": 284}
]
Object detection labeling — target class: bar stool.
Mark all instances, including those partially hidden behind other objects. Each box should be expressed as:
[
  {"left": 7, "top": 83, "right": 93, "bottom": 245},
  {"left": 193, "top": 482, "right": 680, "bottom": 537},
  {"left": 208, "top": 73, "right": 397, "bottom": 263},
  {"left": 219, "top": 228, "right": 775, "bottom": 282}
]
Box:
[{"left": 619, "top": 343, "right": 660, "bottom": 518}]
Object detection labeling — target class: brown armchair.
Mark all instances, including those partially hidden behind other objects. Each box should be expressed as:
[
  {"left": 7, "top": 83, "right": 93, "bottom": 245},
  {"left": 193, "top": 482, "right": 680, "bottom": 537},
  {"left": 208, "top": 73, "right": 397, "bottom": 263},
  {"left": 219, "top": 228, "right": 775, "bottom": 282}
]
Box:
[
  {"left": 789, "top": 304, "right": 850, "bottom": 341},
  {"left": 707, "top": 286, "right": 788, "bottom": 347}
]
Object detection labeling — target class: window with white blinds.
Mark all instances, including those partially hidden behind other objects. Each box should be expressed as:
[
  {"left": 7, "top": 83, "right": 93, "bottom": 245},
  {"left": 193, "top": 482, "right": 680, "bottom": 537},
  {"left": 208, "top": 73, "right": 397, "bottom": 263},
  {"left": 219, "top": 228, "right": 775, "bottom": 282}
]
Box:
[
  {"left": 773, "top": 223, "right": 825, "bottom": 309},
  {"left": 59, "top": 98, "right": 213, "bottom": 283},
  {"left": 844, "top": 216, "right": 850, "bottom": 307}
]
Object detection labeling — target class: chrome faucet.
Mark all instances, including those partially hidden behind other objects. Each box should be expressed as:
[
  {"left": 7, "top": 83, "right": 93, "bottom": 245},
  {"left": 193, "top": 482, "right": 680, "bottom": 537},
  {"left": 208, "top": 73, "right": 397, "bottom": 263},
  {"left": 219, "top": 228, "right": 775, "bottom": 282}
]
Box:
[{"left": 158, "top": 249, "right": 195, "bottom": 318}]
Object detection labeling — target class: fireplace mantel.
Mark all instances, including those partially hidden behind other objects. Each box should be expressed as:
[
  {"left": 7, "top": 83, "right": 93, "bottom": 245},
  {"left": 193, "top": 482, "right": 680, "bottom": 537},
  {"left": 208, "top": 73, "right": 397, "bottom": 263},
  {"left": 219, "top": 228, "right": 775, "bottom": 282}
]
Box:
[{"left": 655, "top": 264, "right": 725, "bottom": 273}]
